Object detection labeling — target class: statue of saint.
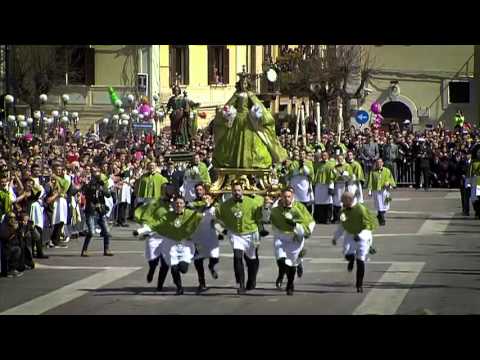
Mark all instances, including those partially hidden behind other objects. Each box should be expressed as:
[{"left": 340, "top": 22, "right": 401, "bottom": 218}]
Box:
[{"left": 166, "top": 83, "right": 200, "bottom": 147}]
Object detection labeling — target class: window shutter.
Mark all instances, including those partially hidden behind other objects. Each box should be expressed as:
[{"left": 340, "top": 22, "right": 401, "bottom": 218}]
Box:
[
  {"left": 85, "top": 47, "right": 95, "bottom": 85},
  {"left": 207, "top": 46, "right": 214, "bottom": 85},
  {"left": 223, "top": 46, "right": 229, "bottom": 85},
  {"left": 184, "top": 46, "right": 189, "bottom": 85},
  {"left": 169, "top": 46, "right": 176, "bottom": 87}
]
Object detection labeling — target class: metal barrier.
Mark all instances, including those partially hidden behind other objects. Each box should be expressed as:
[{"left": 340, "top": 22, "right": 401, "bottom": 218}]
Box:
[{"left": 396, "top": 161, "right": 416, "bottom": 187}]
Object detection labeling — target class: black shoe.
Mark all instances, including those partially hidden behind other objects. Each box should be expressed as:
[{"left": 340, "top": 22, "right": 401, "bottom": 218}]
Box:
[
  {"left": 208, "top": 265, "right": 218, "bottom": 279},
  {"left": 347, "top": 261, "right": 354, "bottom": 272},
  {"left": 196, "top": 284, "right": 207, "bottom": 294},
  {"left": 275, "top": 278, "right": 283, "bottom": 289},
  {"left": 357, "top": 287, "right": 363, "bottom": 293},
  {"left": 147, "top": 268, "right": 155, "bottom": 283},
  {"left": 297, "top": 263, "right": 304, "bottom": 278},
  {"left": 246, "top": 280, "right": 256, "bottom": 290},
  {"left": 7, "top": 270, "right": 24, "bottom": 278},
  {"left": 36, "top": 254, "right": 49, "bottom": 259},
  {"left": 121, "top": 223, "right": 130, "bottom": 228},
  {"left": 286, "top": 284, "right": 294, "bottom": 296},
  {"left": 156, "top": 284, "right": 164, "bottom": 292},
  {"left": 176, "top": 287, "right": 184, "bottom": 295},
  {"left": 237, "top": 287, "right": 246, "bottom": 295}
]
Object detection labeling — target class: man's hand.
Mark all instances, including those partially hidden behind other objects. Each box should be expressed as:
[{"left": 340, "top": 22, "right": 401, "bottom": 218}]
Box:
[
  {"left": 354, "top": 235, "right": 361, "bottom": 242},
  {"left": 328, "top": 188, "right": 334, "bottom": 196},
  {"left": 368, "top": 190, "right": 372, "bottom": 197}
]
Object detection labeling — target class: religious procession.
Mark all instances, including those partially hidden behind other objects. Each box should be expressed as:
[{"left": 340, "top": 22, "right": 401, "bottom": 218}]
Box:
[{"left": 1, "top": 45, "right": 479, "bottom": 315}]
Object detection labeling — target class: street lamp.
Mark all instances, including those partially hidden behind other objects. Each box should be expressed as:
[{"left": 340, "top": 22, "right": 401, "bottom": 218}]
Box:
[{"left": 3, "top": 94, "right": 14, "bottom": 145}]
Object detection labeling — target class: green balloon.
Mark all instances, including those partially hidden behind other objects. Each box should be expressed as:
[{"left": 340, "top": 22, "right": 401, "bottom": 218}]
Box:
[{"left": 108, "top": 87, "right": 120, "bottom": 106}]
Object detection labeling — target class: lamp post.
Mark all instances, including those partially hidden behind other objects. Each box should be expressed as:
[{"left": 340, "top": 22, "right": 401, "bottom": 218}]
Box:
[
  {"left": 39, "top": 93, "right": 48, "bottom": 176},
  {"left": 4, "top": 94, "right": 14, "bottom": 151}
]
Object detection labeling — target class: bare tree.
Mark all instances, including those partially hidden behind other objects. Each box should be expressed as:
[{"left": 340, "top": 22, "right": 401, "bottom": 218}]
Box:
[
  {"left": 277, "top": 45, "right": 375, "bottom": 131},
  {"left": 9, "top": 45, "right": 85, "bottom": 109}
]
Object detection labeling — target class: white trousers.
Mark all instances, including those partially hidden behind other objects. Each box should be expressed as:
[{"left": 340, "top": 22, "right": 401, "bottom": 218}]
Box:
[
  {"left": 30, "top": 201, "right": 44, "bottom": 229},
  {"left": 272, "top": 230, "right": 304, "bottom": 267},
  {"left": 52, "top": 197, "right": 68, "bottom": 225},
  {"left": 145, "top": 235, "right": 164, "bottom": 261},
  {"left": 229, "top": 231, "right": 260, "bottom": 259},
  {"left": 342, "top": 230, "right": 372, "bottom": 261},
  {"left": 191, "top": 208, "right": 219, "bottom": 259},
  {"left": 333, "top": 182, "right": 346, "bottom": 207},
  {"left": 290, "top": 176, "right": 313, "bottom": 203},
  {"left": 183, "top": 180, "right": 201, "bottom": 203},
  {"left": 373, "top": 190, "right": 390, "bottom": 211},
  {"left": 161, "top": 237, "right": 195, "bottom": 266},
  {"left": 347, "top": 182, "right": 364, "bottom": 204},
  {"left": 314, "top": 183, "right": 333, "bottom": 205}
]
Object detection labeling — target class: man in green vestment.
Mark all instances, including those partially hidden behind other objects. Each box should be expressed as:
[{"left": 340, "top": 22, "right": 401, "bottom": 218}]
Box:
[
  {"left": 270, "top": 187, "right": 315, "bottom": 295},
  {"left": 346, "top": 150, "right": 365, "bottom": 204},
  {"left": 313, "top": 151, "right": 335, "bottom": 224},
  {"left": 182, "top": 153, "right": 211, "bottom": 202},
  {"left": 332, "top": 192, "right": 378, "bottom": 293},
  {"left": 134, "top": 161, "right": 168, "bottom": 208},
  {"left": 367, "top": 158, "right": 396, "bottom": 226},
  {"left": 215, "top": 181, "right": 264, "bottom": 294},
  {"left": 150, "top": 196, "right": 204, "bottom": 295}
]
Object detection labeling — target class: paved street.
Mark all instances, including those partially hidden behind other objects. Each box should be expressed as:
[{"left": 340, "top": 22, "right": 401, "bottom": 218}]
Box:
[{"left": 1, "top": 189, "right": 479, "bottom": 315}]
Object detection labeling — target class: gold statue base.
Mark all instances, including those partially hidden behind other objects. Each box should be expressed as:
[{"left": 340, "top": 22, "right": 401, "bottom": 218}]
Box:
[{"left": 209, "top": 168, "right": 281, "bottom": 197}]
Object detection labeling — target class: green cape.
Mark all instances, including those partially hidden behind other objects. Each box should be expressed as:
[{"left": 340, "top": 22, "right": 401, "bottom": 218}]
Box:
[
  {"left": 151, "top": 208, "right": 204, "bottom": 242},
  {"left": 340, "top": 203, "right": 379, "bottom": 235},
  {"left": 367, "top": 167, "right": 396, "bottom": 191},
  {"left": 135, "top": 171, "right": 168, "bottom": 199},
  {"left": 288, "top": 160, "right": 314, "bottom": 182},
  {"left": 215, "top": 196, "right": 263, "bottom": 234},
  {"left": 271, "top": 201, "right": 315, "bottom": 237},
  {"left": 347, "top": 160, "right": 365, "bottom": 182},
  {"left": 313, "top": 161, "right": 335, "bottom": 185}
]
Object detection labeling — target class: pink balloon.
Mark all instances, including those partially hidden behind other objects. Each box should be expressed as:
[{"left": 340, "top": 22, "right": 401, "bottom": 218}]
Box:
[
  {"left": 371, "top": 102, "right": 382, "bottom": 115},
  {"left": 138, "top": 104, "right": 152, "bottom": 117}
]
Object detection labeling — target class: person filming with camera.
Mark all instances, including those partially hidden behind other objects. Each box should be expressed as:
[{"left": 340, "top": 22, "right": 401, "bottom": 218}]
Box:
[{"left": 80, "top": 165, "right": 113, "bottom": 257}]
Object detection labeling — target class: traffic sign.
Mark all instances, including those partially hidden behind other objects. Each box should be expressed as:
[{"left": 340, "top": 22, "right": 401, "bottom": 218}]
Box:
[
  {"left": 133, "top": 123, "right": 153, "bottom": 130},
  {"left": 355, "top": 110, "right": 369, "bottom": 125}
]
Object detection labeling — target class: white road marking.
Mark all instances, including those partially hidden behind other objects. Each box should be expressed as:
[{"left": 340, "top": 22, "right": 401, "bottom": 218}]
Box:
[
  {"left": 310, "top": 233, "right": 435, "bottom": 239},
  {"left": 417, "top": 212, "right": 456, "bottom": 235},
  {"left": 353, "top": 261, "right": 425, "bottom": 315},
  {"left": 35, "top": 264, "right": 140, "bottom": 270},
  {"left": 444, "top": 193, "right": 461, "bottom": 200},
  {"left": 0, "top": 267, "right": 141, "bottom": 315},
  {"left": 365, "top": 198, "right": 411, "bottom": 202}
]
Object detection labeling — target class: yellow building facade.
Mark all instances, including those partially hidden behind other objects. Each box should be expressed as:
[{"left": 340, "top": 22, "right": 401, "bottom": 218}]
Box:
[{"left": 37, "top": 45, "right": 280, "bottom": 130}]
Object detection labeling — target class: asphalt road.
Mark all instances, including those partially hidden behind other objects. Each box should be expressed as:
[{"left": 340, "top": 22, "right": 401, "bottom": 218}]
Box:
[{"left": 1, "top": 189, "right": 479, "bottom": 315}]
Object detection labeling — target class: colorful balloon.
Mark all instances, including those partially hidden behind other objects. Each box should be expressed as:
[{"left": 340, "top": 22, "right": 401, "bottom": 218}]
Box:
[
  {"left": 108, "top": 87, "right": 121, "bottom": 107},
  {"left": 371, "top": 102, "right": 382, "bottom": 115}
]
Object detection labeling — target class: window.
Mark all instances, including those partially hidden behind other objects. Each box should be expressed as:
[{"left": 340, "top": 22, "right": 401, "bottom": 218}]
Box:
[
  {"left": 140, "top": 48, "right": 149, "bottom": 74},
  {"left": 169, "top": 45, "right": 189, "bottom": 86},
  {"left": 263, "top": 45, "right": 272, "bottom": 64},
  {"left": 55, "top": 46, "right": 95, "bottom": 85},
  {"left": 449, "top": 80, "right": 470, "bottom": 103},
  {"left": 208, "top": 46, "right": 229, "bottom": 85}
]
